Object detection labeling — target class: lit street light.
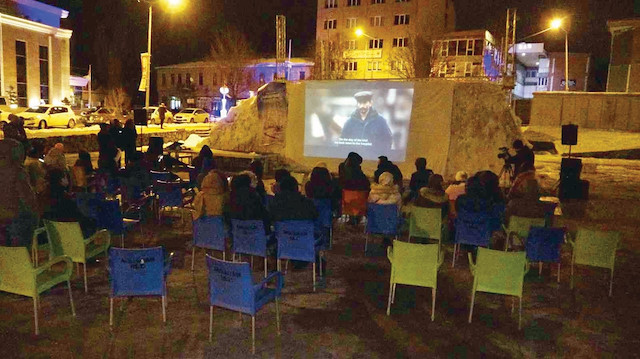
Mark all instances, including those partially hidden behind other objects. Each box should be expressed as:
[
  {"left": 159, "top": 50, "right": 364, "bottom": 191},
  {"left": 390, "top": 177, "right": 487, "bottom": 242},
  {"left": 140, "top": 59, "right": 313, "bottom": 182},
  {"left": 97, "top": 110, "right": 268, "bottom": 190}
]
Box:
[
  {"left": 550, "top": 18, "right": 570, "bottom": 91},
  {"left": 354, "top": 27, "right": 373, "bottom": 39}
]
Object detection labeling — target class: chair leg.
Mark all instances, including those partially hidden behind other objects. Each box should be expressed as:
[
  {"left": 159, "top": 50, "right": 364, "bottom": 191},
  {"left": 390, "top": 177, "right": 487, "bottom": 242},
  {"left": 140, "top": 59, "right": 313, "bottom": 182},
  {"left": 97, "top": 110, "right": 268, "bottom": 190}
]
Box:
[
  {"left": 251, "top": 315, "right": 256, "bottom": 355},
  {"left": 191, "top": 247, "right": 196, "bottom": 271},
  {"left": 264, "top": 257, "right": 267, "bottom": 278},
  {"left": 609, "top": 267, "right": 614, "bottom": 297},
  {"left": 557, "top": 262, "right": 561, "bottom": 283},
  {"left": 539, "top": 261, "right": 542, "bottom": 276},
  {"left": 312, "top": 262, "right": 316, "bottom": 292},
  {"left": 431, "top": 287, "right": 436, "bottom": 322},
  {"left": 251, "top": 255, "right": 254, "bottom": 270},
  {"left": 67, "top": 280, "right": 76, "bottom": 317},
  {"left": 275, "top": 297, "right": 281, "bottom": 335},
  {"left": 511, "top": 297, "right": 515, "bottom": 314},
  {"left": 319, "top": 253, "right": 323, "bottom": 278},
  {"left": 83, "top": 263, "right": 88, "bottom": 294},
  {"left": 76, "top": 262, "right": 79, "bottom": 276},
  {"left": 391, "top": 283, "right": 397, "bottom": 304},
  {"left": 364, "top": 233, "right": 368, "bottom": 254},
  {"left": 109, "top": 298, "right": 114, "bottom": 326},
  {"left": 468, "top": 289, "right": 476, "bottom": 323},
  {"left": 209, "top": 306, "right": 213, "bottom": 342},
  {"left": 277, "top": 259, "right": 281, "bottom": 272},
  {"left": 162, "top": 295, "right": 167, "bottom": 322},
  {"left": 452, "top": 244, "right": 458, "bottom": 268},
  {"left": 121, "top": 234, "right": 124, "bottom": 248},
  {"left": 386, "top": 282, "right": 393, "bottom": 316},
  {"left": 33, "top": 296, "right": 39, "bottom": 335},
  {"left": 570, "top": 256, "right": 575, "bottom": 289},
  {"left": 223, "top": 251, "right": 226, "bottom": 261},
  {"left": 285, "top": 260, "right": 289, "bottom": 274},
  {"left": 518, "top": 296, "right": 522, "bottom": 330}
]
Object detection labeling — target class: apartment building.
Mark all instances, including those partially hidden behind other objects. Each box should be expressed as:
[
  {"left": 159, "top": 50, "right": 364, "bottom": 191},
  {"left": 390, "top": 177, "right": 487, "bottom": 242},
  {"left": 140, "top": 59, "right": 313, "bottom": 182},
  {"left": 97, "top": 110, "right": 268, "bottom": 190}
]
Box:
[
  {"left": 316, "top": 0, "right": 455, "bottom": 79},
  {"left": 429, "top": 30, "right": 502, "bottom": 80},
  {"left": 607, "top": 18, "right": 640, "bottom": 92}
]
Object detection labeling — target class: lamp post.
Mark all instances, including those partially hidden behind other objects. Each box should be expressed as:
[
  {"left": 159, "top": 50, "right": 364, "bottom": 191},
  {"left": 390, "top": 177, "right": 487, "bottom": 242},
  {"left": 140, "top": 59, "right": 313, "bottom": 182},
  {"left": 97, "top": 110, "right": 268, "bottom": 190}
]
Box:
[
  {"left": 550, "top": 18, "right": 569, "bottom": 91},
  {"left": 354, "top": 28, "right": 375, "bottom": 79},
  {"left": 219, "top": 85, "right": 229, "bottom": 118}
]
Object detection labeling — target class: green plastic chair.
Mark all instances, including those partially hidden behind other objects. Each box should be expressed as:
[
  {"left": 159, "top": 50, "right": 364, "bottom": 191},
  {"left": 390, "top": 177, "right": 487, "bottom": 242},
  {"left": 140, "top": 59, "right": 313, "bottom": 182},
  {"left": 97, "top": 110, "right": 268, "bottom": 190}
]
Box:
[
  {"left": 0, "top": 246, "right": 76, "bottom": 335},
  {"left": 43, "top": 220, "right": 111, "bottom": 293},
  {"left": 468, "top": 247, "right": 529, "bottom": 329},
  {"left": 386, "top": 241, "right": 444, "bottom": 320},
  {"left": 503, "top": 216, "right": 546, "bottom": 251},
  {"left": 408, "top": 206, "right": 448, "bottom": 245},
  {"left": 569, "top": 228, "right": 620, "bottom": 297}
]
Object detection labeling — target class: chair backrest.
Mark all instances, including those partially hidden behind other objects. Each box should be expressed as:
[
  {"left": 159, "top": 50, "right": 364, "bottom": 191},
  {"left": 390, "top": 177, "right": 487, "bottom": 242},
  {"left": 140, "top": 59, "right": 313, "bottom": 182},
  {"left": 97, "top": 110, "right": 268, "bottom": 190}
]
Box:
[
  {"left": 0, "top": 246, "right": 35, "bottom": 296},
  {"left": 120, "top": 176, "right": 146, "bottom": 202},
  {"left": 508, "top": 216, "right": 546, "bottom": 239},
  {"left": 193, "top": 216, "right": 226, "bottom": 251},
  {"left": 206, "top": 255, "right": 254, "bottom": 314},
  {"left": 390, "top": 241, "right": 440, "bottom": 288},
  {"left": 409, "top": 206, "right": 443, "bottom": 240},
  {"left": 76, "top": 192, "right": 104, "bottom": 220},
  {"left": 525, "top": 227, "right": 564, "bottom": 262},
  {"left": 574, "top": 228, "right": 620, "bottom": 269},
  {"left": 312, "top": 198, "right": 332, "bottom": 230},
  {"left": 109, "top": 247, "right": 165, "bottom": 297},
  {"left": 366, "top": 203, "right": 399, "bottom": 236},
  {"left": 156, "top": 180, "right": 183, "bottom": 208},
  {"left": 275, "top": 220, "right": 316, "bottom": 263},
  {"left": 96, "top": 199, "right": 125, "bottom": 235},
  {"left": 43, "top": 220, "right": 85, "bottom": 261},
  {"left": 150, "top": 171, "right": 172, "bottom": 183},
  {"left": 342, "top": 190, "right": 369, "bottom": 216},
  {"left": 230, "top": 219, "right": 267, "bottom": 257},
  {"left": 474, "top": 247, "right": 526, "bottom": 297},
  {"left": 454, "top": 209, "right": 492, "bottom": 247}
]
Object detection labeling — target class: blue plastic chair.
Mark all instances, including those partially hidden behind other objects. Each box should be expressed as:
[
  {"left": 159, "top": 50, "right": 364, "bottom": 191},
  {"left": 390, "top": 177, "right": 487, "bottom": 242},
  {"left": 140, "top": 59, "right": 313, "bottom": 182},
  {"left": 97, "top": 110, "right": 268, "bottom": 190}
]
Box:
[
  {"left": 155, "top": 180, "right": 186, "bottom": 223},
  {"left": 108, "top": 247, "right": 171, "bottom": 325},
  {"left": 275, "top": 220, "right": 321, "bottom": 291},
  {"left": 150, "top": 170, "right": 172, "bottom": 183},
  {"left": 452, "top": 209, "right": 492, "bottom": 267},
  {"left": 75, "top": 192, "right": 104, "bottom": 220},
  {"left": 96, "top": 199, "right": 140, "bottom": 247},
  {"left": 313, "top": 198, "right": 333, "bottom": 250},
  {"left": 231, "top": 219, "right": 270, "bottom": 277},
  {"left": 365, "top": 204, "right": 400, "bottom": 253},
  {"left": 192, "top": 216, "right": 227, "bottom": 270},
  {"left": 526, "top": 227, "right": 565, "bottom": 282},
  {"left": 206, "top": 256, "right": 283, "bottom": 354}
]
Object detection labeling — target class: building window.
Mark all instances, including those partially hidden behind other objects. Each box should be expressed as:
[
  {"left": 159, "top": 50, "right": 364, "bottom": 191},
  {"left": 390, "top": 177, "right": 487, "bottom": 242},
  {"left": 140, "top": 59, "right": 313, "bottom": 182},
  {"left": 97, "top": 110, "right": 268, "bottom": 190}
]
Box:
[
  {"left": 446, "top": 63, "right": 456, "bottom": 76},
  {"left": 178, "top": 74, "right": 182, "bottom": 84},
  {"left": 199, "top": 73, "right": 203, "bottom": 85},
  {"left": 171, "top": 74, "right": 175, "bottom": 85},
  {"left": 15, "top": 40, "right": 27, "bottom": 107},
  {"left": 367, "top": 61, "right": 382, "bottom": 71},
  {"left": 345, "top": 61, "right": 358, "bottom": 72},
  {"left": 394, "top": 14, "right": 410, "bottom": 25},
  {"left": 439, "top": 41, "right": 448, "bottom": 56},
  {"left": 370, "top": 16, "right": 383, "bottom": 27},
  {"left": 538, "top": 77, "right": 548, "bottom": 86},
  {"left": 324, "top": 19, "right": 337, "bottom": 30},
  {"left": 346, "top": 18, "right": 357, "bottom": 28},
  {"left": 527, "top": 70, "right": 538, "bottom": 78},
  {"left": 466, "top": 40, "right": 475, "bottom": 55},
  {"left": 369, "top": 38, "right": 383, "bottom": 49},
  {"left": 390, "top": 60, "right": 406, "bottom": 71},
  {"left": 448, "top": 40, "right": 457, "bottom": 56},
  {"left": 438, "top": 64, "right": 446, "bottom": 77},
  {"left": 347, "top": 0, "right": 361, "bottom": 6},
  {"left": 300, "top": 71, "right": 306, "bottom": 80},
  {"left": 186, "top": 73, "right": 191, "bottom": 86},
  {"left": 346, "top": 40, "right": 357, "bottom": 50},
  {"left": 162, "top": 73, "right": 167, "bottom": 87},
  {"left": 396, "top": 0, "right": 410, "bottom": 2},
  {"left": 371, "top": 0, "right": 385, "bottom": 3},
  {"left": 464, "top": 62, "right": 473, "bottom": 77},
  {"left": 474, "top": 39, "right": 483, "bottom": 56},
  {"left": 325, "top": 0, "right": 337, "bottom": 8},
  {"left": 393, "top": 37, "right": 408, "bottom": 47},
  {"left": 39, "top": 46, "right": 49, "bottom": 103}
]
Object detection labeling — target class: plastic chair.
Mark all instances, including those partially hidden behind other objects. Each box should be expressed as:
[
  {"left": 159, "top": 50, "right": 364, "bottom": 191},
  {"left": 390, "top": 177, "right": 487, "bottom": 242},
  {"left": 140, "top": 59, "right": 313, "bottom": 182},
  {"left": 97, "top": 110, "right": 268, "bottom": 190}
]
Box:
[
  {"left": 150, "top": 170, "right": 172, "bottom": 183},
  {"left": 108, "top": 247, "right": 172, "bottom": 325},
  {"left": 452, "top": 210, "right": 492, "bottom": 267},
  {"left": 97, "top": 199, "right": 140, "bottom": 247},
  {"left": 275, "top": 220, "right": 320, "bottom": 291},
  {"left": 313, "top": 198, "right": 333, "bottom": 250},
  {"left": 468, "top": 247, "right": 529, "bottom": 329},
  {"left": 386, "top": 241, "right": 443, "bottom": 320},
  {"left": 192, "top": 216, "right": 227, "bottom": 270},
  {"left": 231, "top": 219, "right": 269, "bottom": 277},
  {"left": 0, "top": 246, "right": 75, "bottom": 335},
  {"left": 43, "top": 220, "right": 111, "bottom": 293},
  {"left": 365, "top": 204, "right": 400, "bottom": 253},
  {"left": 155, "top": 180, "right": 186, "bottom": 223},
  {"left": 207, "top": 256, "right": 283, "bottom": 354},
  {"left": 408, "top": 206, "right": 447, "bottom": 245},
  {"left": 525, "top": 227, "right": 565, "bottom": 282},
  {"left": 75, "top": 192, "right": 104, "bottom": 220},
  {"left": 342, "top": 190, "right": 368, "bottom": 217},
  {"left": 569, "top": 228, "right": 620, "bottom": 297},
  {"left": 503, "top": 216, "right": 546, "bottom": 251}
]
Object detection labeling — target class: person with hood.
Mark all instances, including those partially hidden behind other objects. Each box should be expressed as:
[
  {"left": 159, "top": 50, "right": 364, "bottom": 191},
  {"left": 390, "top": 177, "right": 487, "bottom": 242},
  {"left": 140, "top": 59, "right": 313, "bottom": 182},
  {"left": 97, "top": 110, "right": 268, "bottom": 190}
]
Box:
[
  {"left": 338, "top": 152, "right": 370, "bottom": 191},
  {"left": 305, "top": 166, "right": 335, "bottom": 200},
  {"left": 0, "top": 139, "right": 38, "bottom": 246},
  {"left": 368, "top": 172, "right": 402, "bottom": 208},
  {"left": 44, "top": 143, "right": 71, "bottom": 189},
  {"left": 408, "top": 157, "right": 433, "bottom": 201},
  {"left": 505, "top": 177, "right": 553, "bottom": 223},
  {"left": 24, "top": 138, "right": 47, "bottom": 196},
  {"left": 226, "top": 173, "right": 270, "bottom": 230},
  {"left": 340, "top": 91, "right": 392, "bottom": 151},
  {"left": 415, "top": 174, "right": 449, "bottom": 218},
  {"left": 193, "top": 170, "right": 228, "bottom": 219},
  {"left": 270, "top": 168, "right": 291, "bottom": 195},
  {"left": 374, "top": 156, "right": 403, "bottom": 186},
  {"left": 72, "top": 150, "right": 94, "bottom": 189},
  {"left": 3, "top": 114, "right": 28, "bottom": 151},
  {"left": 269, "top": 176, "right": 318, "bottom": 222}
]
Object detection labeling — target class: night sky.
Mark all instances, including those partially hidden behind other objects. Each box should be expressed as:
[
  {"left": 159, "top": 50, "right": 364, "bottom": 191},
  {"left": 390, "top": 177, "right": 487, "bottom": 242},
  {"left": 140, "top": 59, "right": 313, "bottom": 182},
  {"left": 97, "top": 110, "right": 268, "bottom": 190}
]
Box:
[{"left": 40, "top": 0, "right": 637, "bottom": 95}]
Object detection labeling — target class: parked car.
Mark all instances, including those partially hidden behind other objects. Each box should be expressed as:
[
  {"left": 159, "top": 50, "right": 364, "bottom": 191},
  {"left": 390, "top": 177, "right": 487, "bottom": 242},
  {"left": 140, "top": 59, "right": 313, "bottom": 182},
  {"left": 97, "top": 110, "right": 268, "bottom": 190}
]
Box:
[
  {"left": 145, "top": 106, "right": 174, "bottom": 125},
  {"left": 18, "top": 105, "right": 78, "bottom": 129},
  {"left": 82, "top": 107, "right": 125, "bottom": 126},
  {"left": 173, "top": 108, "right": 210, "bottom": 123}
]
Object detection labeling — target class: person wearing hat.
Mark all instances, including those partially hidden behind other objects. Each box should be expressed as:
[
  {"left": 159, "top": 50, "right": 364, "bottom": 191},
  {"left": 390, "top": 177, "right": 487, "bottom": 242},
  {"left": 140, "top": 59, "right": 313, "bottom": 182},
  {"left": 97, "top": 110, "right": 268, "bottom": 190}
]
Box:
[{"left": 340, "top": 91, "right": 392, "bottom": 151}]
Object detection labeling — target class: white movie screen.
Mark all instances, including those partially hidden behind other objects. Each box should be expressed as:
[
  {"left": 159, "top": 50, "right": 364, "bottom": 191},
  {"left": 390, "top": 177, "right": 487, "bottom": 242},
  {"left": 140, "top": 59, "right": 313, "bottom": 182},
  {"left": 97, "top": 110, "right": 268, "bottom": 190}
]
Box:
[{"left": 304, "top": 81, "right": 414, "bottom": 162}]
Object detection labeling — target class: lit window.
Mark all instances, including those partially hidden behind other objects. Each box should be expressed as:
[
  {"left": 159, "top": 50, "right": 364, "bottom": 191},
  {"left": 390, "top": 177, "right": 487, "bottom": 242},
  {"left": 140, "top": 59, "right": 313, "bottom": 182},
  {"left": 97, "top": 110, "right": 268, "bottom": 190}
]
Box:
[
  {"left": 394, "top": 14, "right": 410, "bottom": 25},
  {"left": 369, "top": 38, "right": 383, "bottom": 49},
  {"left": 346, "top": 40, "right": 357, "bottom": 50},
  {"left": 370, "top": 16, "right": 383, "bottom": 27},
  {"left": 390, "top": 60, "right": 406, "bottom": 71},
  {"left": 466, "top": 40, "right": 474, "bottom": 55},
  {"left": 439, "top": 41, "right": 448, "bottom": 56},
  {"left": 344, "top": 61, "right": 358, "bottom": 71},
  {"left": 393, "top": 37, "right": 408, "bottom": 47},
  {"left": 367, "top": 61, "right": 382, "bottom": 71},
  {"left": 464, "top": 62, "right": 472, "bottom": 77},
  {"left": 371, "top": 0, "right": 385, "bottom": 3},
  {"left": 396, "top": 0, "right": 410, "bottom": 2},
  {"left": 325, "top": 0, "right": 337, "bottom": 8},
  {"left": 324, "top": 19, "right": 337, "bottom": 29},
  {"left": 347, "top": 0, "right": 361, "bottom": 6},
  {"left": 346, "top": 18, "right": 357, "bottom": 28}
]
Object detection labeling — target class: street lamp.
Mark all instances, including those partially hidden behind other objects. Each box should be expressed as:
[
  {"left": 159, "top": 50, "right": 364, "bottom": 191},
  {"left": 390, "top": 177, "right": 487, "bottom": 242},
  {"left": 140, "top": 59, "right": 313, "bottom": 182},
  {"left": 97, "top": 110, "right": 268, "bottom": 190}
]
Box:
[
  {"left": 550, "top": 18, "right": 569, "bottom": 91},
  {"left": 219, "top": 85, "right": 229, "bottom": 118},
  {"left": 142, "top": 0, "right": 183, "bottom": 110}
]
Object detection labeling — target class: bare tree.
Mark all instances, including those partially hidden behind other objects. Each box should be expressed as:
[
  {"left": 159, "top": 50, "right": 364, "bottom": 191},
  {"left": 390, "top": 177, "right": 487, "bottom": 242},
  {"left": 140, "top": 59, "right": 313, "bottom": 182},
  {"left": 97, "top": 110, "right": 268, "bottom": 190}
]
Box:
[
  {"left": 314, "top": 35, "right": 347, "bottom": 80},
  {"left": 387, "top": 32, "right": 433, "bottom": 79},
  {"left": 104, "top": 87, "right": 131, "bottom": 115},
  {"left": 208, "top": 27, "right": 257, "bottom": 100}
]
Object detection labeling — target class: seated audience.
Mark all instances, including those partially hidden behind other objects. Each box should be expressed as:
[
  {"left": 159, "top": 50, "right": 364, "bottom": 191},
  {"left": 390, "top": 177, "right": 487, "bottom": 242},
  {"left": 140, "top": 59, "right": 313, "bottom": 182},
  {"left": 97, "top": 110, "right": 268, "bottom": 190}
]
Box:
[
  {"left": 415, "top": 174, "right": 449, "bottom": 217},
  {"left": 269, "top": 176, "right": 318, "bottom": 222},
  {"left": 408, "top": 157, "right": 433, "bottom": 201},
  {"left": 72, "top": 150, "right": 94, "bottom": 189},
  {"left": 456, "top": 171, "right": 505, "bottom": 235},
  {"left": 374, "top": 156, "right": 403, "bottom": 187},
  {"left": 193, "top": 170, "right": 228, "bottom": 219},
  {"left": 24, "top": 139, "right": 47, "bottom": 196},
  {"left": 446, "top": 171, "right": 468, "bottom": 202},
  {"left": 338, "top": 152, "right": 370, "bottom": 191},
  {"left": 249, "top": 160, "right": 267, "bottom": 199},
  {"left": 368, "top": 172, "right": 402, "bottom": 208},
  {"left": 270, "top": 168, "right": 291, "bottom": 195},
  {"left": 227, "top": 174, "right": 270, "bottom": 231},
  {"left": 192, "top": 145, "right": 214, "bottom": 176},
  {"left": 44, "top": 143, "right": 71, "bottom": 188},
  {"left": 505, "top": 177, "right": 553, "bottom": 223}
]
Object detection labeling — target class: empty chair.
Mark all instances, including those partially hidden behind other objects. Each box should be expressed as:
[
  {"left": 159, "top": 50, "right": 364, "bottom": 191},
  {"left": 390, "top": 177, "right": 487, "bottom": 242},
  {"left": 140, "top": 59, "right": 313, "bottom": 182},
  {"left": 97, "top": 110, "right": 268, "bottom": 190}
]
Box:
[
  {"left": 96, "top": 199, "right": 140, "bottom": 247},
  {"left": 525, "top": 226, "right": 565, "bottom": 282},
  {"left": 313, "top": 198, "right": 333, "bottom": 250},
  {"left": 365, "top": 203, "right": 400, "bottom": 253},
  {"left": 275, "top": 220, "right": 321, "bottom": 291},
  {"left": 386, "top": 241, "right": 443, "bottom": 320},
  {"left": 207, "top": 256, "right": 283, "bottom": 354},
  {"left": 341, "top": 190, "right": 368, "bottom": 217},
  {"left": 408, "top": 206, "right": 448, "bottom": 245},
  {"left": 150, "top": 170, "right": 172, "bottom": 183},
  {"left": 231, "top": 219, "right": 270, "bottom": 277},
  {"left": 108, "top": 247, "right": 172, "bottom": 325},
  {"left": 569, "top": 228, "right": 620, "bottom": 296},
  {"left": 468, "top": 248, "right": 528, "bottom": 329},
  {"left": 504, "top": 216, "right": 546, "bottom": 250},
  {"left": 0, "top": 246, "right": 75, "bottom": 335},
  {"left": 452, "top": 210, "right": 492, "bottom": 267},
  {"left": 43, "top": 220, "right": 111, "bottom": 293},
  {"left": 155, "top": 180, "right": 186, "bottom": 222},
  {"left": 75, "top": 192, "right": 104, "bottom": 220},
  {"left": 192, "top": 216, "right": 227, "bottom": 270}
]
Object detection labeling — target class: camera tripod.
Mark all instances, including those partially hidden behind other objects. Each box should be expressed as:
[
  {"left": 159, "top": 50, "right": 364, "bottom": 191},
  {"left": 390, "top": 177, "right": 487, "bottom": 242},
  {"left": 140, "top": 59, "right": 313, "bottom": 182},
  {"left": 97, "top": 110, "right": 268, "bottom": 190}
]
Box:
[{"left": 498, "top": 162, "right": 514, "bottom": 189}]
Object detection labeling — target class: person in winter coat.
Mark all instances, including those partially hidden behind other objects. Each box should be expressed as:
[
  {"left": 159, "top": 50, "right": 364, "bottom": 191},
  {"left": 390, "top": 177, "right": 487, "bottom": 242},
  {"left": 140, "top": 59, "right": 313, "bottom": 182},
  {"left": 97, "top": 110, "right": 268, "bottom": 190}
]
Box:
[
  {"left": 193, "top": 170, "right": 228, "bottom": 219},
  {"left": 415, "top": 174, "right": 449, "bottom": 218},
  {"left": 368, "top": 172, "right": 401, "bottom": 208}
]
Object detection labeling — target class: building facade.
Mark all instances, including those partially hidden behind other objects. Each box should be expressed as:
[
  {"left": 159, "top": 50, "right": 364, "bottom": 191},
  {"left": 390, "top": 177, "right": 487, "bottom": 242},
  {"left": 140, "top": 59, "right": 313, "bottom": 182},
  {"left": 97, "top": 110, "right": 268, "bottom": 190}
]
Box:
[
  {"left": 607, "top": 18, "right": 640, "bottom": 92},
  {"left": 0, "top": 0, "right": 71, "bottom": 108},
  {"left": 156, "top": 58, "right": 313, "bottom": 112},
  {"left": 316, "top": 0, "right": 455, "bottom": 79},
  {"left": 430, "top": 30, "right": 502, "bottom": 80}
]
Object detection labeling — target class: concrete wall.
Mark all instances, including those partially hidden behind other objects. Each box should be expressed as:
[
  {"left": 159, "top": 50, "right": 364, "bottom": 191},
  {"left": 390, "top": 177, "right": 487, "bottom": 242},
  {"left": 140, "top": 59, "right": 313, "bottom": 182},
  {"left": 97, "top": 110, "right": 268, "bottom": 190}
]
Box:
[{"left": 530, "top": 91, "right": 640, "bottom": 131}]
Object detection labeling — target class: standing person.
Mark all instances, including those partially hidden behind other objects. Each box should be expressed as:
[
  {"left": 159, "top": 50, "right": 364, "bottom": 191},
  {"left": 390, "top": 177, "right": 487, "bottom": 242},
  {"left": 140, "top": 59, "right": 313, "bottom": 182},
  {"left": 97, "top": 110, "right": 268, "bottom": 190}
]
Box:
[
  {"left": 24, "top": 139, "right": 47, "bottom": 196},
  {"left": 120, "top": 119, "right": 137, "bottom": 163},
  {"left": 97, "top": 123, "right": 118, "bottom": 174},
  {"left": 339, "top": 91, "right": 392, "bottom": 151},
  {"left": 158, "top": 103, "right": 167, "bottom": 129},
  {"left": 408, "top": 157, "right": 433, "bottom": 201},
  {"left": 3, "top": 114, "right": 29, "bottom": 151},
  {"left": 506, "top": 139, "right": 535, "bottom": 179}
]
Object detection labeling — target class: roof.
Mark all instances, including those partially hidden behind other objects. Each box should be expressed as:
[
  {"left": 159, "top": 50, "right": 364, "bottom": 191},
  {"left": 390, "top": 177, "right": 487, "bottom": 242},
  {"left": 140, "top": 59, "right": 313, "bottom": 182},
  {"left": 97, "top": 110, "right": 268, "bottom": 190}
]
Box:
[
  {"left": 607, "top": 18, "right": 640, "bottom": 33},
  {"left": 155, "top": 57, "right": 314, "bottom": 70},
  {"left": 438, "top": 30, "right": 495, "bottom": 43}
]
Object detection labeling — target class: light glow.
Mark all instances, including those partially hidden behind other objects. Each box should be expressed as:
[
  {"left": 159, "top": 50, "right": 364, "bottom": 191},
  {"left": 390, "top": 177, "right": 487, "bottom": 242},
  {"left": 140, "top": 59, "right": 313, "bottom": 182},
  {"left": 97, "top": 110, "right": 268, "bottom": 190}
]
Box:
[
  {"left": 355, "top": 28, "right": 363, "bottom": 37},
  {"left": 165, "top": 0, "right": 183, "bottom": 9},
  {"left": 550, "top": 19, "right": 562, "bottom": 30}
]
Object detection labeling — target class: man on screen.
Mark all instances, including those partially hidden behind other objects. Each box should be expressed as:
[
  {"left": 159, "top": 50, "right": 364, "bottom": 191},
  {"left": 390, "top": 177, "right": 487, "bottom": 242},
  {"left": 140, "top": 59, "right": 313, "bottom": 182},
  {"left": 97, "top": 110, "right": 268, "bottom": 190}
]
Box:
[{"left": 340, "top": 91, "right": 392, "bottom": 151}]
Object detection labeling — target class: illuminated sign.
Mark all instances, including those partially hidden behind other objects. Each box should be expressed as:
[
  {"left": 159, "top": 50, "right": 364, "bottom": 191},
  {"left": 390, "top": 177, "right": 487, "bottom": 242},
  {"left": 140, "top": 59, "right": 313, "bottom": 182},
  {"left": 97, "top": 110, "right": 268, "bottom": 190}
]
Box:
[{"left": 342, "top": 49, "right": 383, "bottom": 59}]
